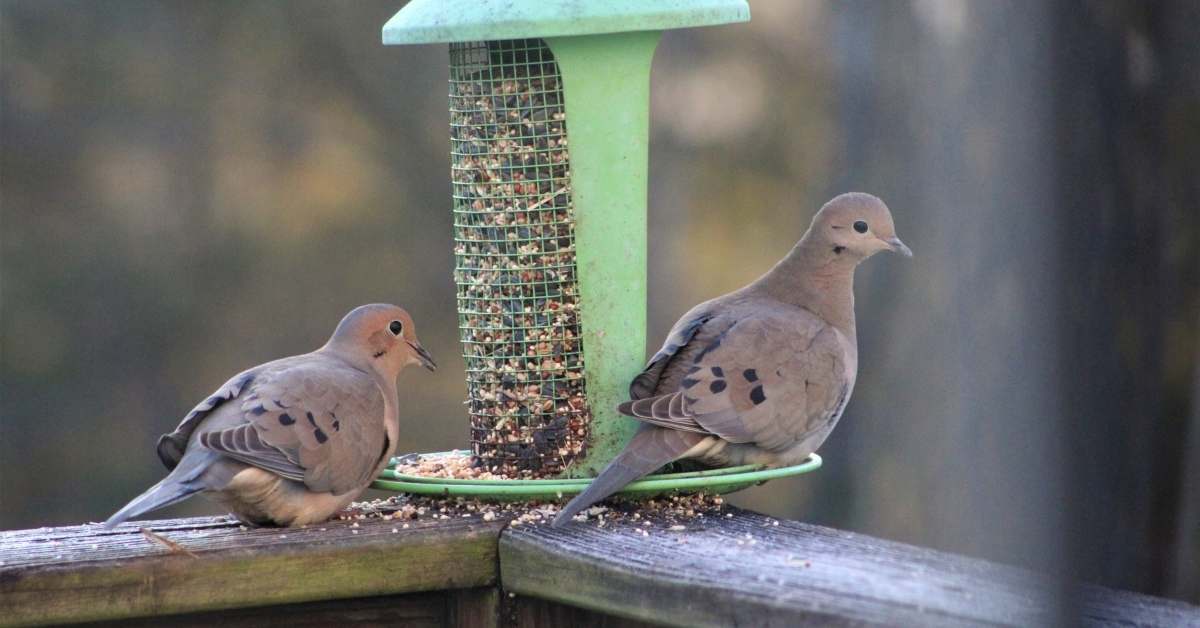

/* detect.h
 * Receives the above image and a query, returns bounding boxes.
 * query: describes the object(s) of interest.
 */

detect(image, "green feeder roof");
[382,0,750,45]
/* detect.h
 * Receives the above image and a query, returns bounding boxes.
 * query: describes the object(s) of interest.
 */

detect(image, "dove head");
[805,192,912,261]
[324,304,437,378]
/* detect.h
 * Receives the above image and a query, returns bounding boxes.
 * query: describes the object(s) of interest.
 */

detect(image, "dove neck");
[319,343,403,445]
[756,237,858,337]
[320,343,399,392]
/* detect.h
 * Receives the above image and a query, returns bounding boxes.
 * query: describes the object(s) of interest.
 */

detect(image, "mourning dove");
[104,304,436,528]
[553,193,911,526]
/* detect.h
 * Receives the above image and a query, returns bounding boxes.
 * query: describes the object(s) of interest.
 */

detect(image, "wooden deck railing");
[2,508,1197,627]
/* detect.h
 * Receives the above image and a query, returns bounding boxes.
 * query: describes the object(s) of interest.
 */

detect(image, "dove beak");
[883,236,913,258]
[407,341,437,371]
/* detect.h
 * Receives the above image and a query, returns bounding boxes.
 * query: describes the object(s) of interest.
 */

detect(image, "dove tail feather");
[103,451,216,529]
[103,476,202,529]
[552,427,702,527]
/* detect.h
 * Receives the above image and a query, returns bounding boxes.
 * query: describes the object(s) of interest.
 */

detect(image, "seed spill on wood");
[449,39,589,477]
[345,492,728,529]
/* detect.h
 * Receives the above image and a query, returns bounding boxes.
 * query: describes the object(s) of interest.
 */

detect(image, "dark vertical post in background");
[1052,0,1200,597]
[1177,347,1200,600]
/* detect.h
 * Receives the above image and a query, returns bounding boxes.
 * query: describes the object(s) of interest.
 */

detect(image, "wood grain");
[500,508,1200,627]
[0,514,507,627]
[506,595,661,628]
[74,591,450,628]
[3,508,1195,627]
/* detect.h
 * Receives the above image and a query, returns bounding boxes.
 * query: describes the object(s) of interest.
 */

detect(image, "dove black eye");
[853,221,869,233]
[388,320,403,336]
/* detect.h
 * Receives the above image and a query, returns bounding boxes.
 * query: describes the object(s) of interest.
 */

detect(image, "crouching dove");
[105,304,436,529]
[553,193,911,526]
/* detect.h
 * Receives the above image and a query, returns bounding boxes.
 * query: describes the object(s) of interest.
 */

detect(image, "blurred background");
[2,0,1197,606]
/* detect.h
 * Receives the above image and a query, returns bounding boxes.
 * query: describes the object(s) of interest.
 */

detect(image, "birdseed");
[345,493,727,529]
[449,39,589,477]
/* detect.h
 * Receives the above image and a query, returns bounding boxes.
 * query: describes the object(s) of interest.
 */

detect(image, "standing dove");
[105,304,437,528]
[553,193,911,526]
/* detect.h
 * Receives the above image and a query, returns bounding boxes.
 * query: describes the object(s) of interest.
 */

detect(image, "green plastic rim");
[370,450,822,500]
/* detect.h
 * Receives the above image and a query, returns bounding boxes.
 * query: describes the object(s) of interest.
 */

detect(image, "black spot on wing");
[250,405,268,416]
[709,380,727,394]
[693,324,733,364]
[278,413,295,426]
[306,411,317,427]
[711,366,724,377]
[685,365,702,375]
[332,420,341,432]
[681,377,700,389]
[694,336,722,363]
[743,368,758,382]
[313,428,328,444]
[749,386,766,405]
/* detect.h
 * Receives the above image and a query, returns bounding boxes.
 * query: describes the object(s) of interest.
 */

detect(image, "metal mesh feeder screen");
[451,39,589,477]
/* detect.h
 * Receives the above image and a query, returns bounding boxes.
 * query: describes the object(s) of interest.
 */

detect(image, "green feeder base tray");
[372,450,822,501]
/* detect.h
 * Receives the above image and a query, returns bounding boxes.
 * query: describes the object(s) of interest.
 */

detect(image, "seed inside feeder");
[450,39,590,477]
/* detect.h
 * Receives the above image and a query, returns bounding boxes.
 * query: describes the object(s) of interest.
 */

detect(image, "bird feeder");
[375,0,824,497]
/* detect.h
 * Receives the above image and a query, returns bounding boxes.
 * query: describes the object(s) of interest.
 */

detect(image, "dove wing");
[198,357,388,495]
[620,306,852,452]
[156,368,260,470]
[629,299,736,400]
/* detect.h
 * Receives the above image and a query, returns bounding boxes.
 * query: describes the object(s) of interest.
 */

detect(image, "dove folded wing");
[619,309,851,454]
[156,369,260,470]
[198,359,387,496]
[629,301,725,400]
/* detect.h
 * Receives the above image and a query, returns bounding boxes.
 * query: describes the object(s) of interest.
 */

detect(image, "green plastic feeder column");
[383,0,749,478]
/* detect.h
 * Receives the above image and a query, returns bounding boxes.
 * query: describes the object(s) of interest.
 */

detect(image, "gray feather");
[552,427,703,527]
[103,450,218,529]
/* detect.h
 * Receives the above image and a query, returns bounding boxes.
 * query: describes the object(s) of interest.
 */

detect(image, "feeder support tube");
[547,31,661,477]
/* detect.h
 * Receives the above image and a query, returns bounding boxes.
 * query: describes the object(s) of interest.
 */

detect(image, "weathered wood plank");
[74,591,453,628]
[0,514,508,627]
[507,594,662,628]
[69,587,500,628]
[448,587,501,628]
[500,509,1200,627]
[4,507,1195,627]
